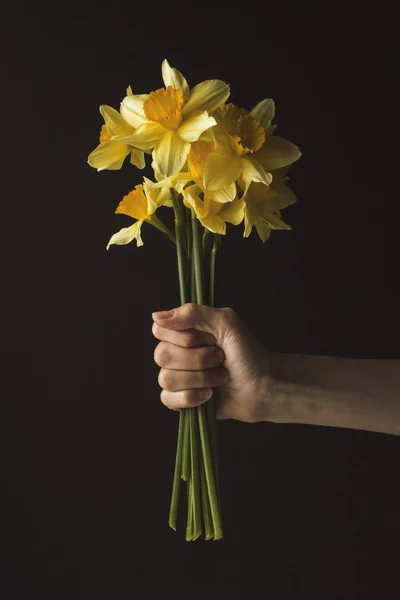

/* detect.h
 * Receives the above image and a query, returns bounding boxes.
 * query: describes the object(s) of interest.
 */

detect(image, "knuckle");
[183,330,198,348]
[160,390,173,408]
[153,341,169,367]
[182,302,199,326]
[157,368,169,389]
[220,306,237,322]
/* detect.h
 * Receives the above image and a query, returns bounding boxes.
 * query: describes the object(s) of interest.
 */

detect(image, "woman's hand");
[152,303,275,423]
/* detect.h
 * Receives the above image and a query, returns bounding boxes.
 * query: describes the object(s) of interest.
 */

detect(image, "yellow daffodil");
[146,139,237,204]
[110,60,230,179]
[106,181,172,249]
[87,88,145,171]
[203,101,301,194]
[241,167,297,242]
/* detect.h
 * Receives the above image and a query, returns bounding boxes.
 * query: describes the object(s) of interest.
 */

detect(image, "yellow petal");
[179,111,216,142]
[244,204,258,238]
[153,131,191,178]
[249,99,275,130]
[221,199,245,225]
[240,156,273,187]
[255,219,272,243]
[258,205,292,230]
[200,214,226,235]
[182,185,207,219]
[99,105,133,136]
[130,148,145,169]
[87,140,129,171]
[206,182,237,203]
[113,121,166,150]
[182,80,230,117]
[120,94,149,128]
[106,220,144,250]
[273,182,297,209]
[161,59,190,101]
[203,151,241,190]
[146,171,192,193]
[256,136,302,171]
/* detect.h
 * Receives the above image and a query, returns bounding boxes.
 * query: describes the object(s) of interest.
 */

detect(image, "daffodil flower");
[110,60,230,179]
[146,139,237,204]
[203,101,301,194]
[106,181,174,249]
[87,89,145,171]
[241,167,297,242]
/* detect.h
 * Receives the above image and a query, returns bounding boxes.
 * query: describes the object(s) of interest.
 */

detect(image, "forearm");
[268,353,400,436]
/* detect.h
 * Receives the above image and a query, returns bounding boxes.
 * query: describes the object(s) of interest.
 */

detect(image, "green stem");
[181,409,190,481]
[168,189,189,533]
[190,408,202,540]
[200,450,214,540]
[191,213,223,540]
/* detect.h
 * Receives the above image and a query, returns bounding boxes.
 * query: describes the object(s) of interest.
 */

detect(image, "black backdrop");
[2,1,400,598]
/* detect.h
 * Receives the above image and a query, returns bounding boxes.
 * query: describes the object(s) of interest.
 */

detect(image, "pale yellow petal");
[146,172,192,192]
[244,204,258,238]
[99,105,133,136]
[200,214,226,235]
[106,220,144,250]
[178,111,216,143]
[255,219,272,243]
[249,99,275,130]
[120,94,149,128]
[258,205,292,230]
[113,121,166,150]
[182,80,230,117]
[240,156,273,187]
[273,182,297,209]
[153,131,191,178]
[256,136,302,171]
[130,148,145,169]
[221,199,245,225]
[182,185,207,218]
[206,182,237,203]
[87,140,129,171]
[203,151,241,190]
[161,59,190,101]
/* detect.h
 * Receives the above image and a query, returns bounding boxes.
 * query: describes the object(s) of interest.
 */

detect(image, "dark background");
[2,1,400,598]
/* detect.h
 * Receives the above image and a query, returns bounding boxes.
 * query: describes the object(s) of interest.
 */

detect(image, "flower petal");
[241,156,273,187]
[249,99,275,130]
[178,111,216,143]
[182,184,207,218]
[146,171,192,194]
[206,182,237,203]
[273,182,297,209]
[161,59,190,101]
[120,94,149,128]
[258,205,292,230]
[153,131,191,178]
[130,147,145,169]
[113,122,166,150]
[256,136,302,171]
[221,199,245,225]
[200,214,226,235]
[203,151,241,190]
[100,105,133,136]
[87,140,129,171]
[255,219,272,243]
[182,80,230,117]
[106,220,144,250]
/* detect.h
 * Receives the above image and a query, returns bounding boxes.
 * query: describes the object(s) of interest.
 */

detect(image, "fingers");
[158,366,229,392]
[152,322,216,348]
[160,388,214,410]
[152,303,238,344]
[154,340,225,370]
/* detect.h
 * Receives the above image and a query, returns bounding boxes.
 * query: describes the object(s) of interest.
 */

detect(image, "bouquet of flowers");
[87,59,301,541]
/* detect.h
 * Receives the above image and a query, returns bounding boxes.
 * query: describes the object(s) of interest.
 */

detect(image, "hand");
[152,303,274,423]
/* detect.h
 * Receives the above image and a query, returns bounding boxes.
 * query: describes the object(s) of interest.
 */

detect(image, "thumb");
[152,303,237,345]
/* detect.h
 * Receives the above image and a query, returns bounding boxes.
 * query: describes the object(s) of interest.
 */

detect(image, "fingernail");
[152,309,174,320]
[199,388,213,400]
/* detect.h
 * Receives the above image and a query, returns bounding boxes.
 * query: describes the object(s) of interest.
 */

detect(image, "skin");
[152,303,400,436]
